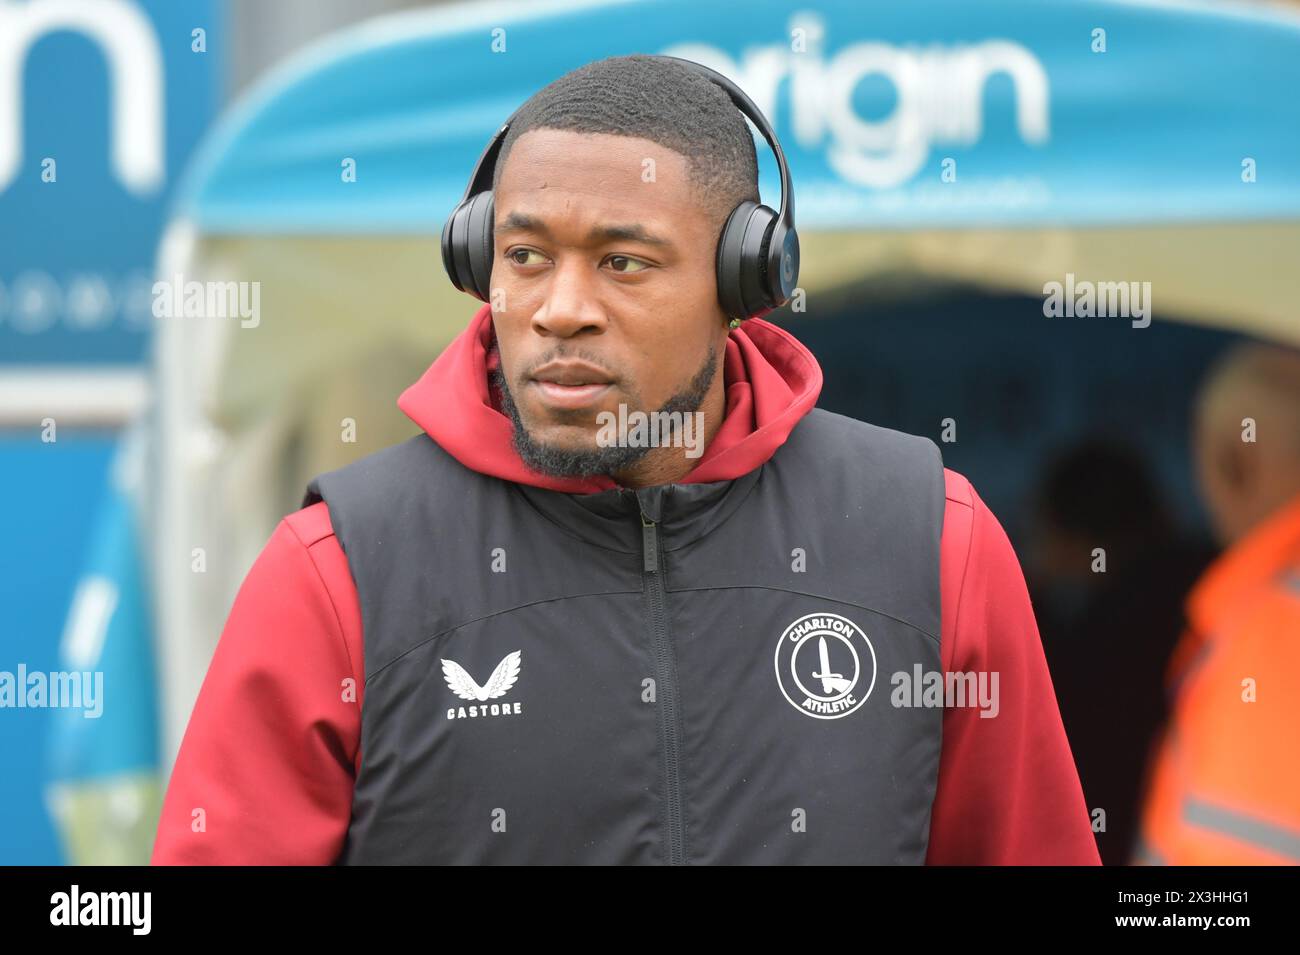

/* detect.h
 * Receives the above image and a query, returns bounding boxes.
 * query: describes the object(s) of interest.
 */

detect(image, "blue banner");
[176,0,1300,234]
[0,0,220,365]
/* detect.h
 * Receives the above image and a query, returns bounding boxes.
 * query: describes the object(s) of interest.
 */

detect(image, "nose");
[530,256,607,339]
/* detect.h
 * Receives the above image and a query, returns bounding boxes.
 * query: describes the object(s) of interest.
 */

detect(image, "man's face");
[489,128,728,478]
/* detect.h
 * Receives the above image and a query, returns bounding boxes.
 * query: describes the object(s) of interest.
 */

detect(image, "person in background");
[1138,342,1300,864]
[1030,439,1215,865]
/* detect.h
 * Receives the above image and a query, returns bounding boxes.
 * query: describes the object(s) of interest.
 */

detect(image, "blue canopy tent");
[149,0,1300,763]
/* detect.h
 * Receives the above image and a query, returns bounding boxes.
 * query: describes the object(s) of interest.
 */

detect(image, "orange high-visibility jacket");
[1138,489,1300,865]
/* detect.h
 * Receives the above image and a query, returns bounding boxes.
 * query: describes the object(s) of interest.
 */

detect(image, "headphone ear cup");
[442,191,496,302]
[766,221,800,307]
[715,199,779,322]
[463,191,496,302]
[440,199,470,295]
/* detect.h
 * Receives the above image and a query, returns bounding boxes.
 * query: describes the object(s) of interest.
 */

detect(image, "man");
[152,54,1098,865]
[1030,440,1216,864]
[1137,342,1300,864]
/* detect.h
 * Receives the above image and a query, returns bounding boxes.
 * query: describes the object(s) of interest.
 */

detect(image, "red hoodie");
[152,303,1100,865]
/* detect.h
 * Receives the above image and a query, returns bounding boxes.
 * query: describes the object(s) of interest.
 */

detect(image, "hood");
[398,302,823,493]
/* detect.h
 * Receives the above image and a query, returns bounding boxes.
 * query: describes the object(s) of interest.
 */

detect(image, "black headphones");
[440,55,799,324]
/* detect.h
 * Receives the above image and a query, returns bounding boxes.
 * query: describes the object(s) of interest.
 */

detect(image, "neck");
[610,376,727,488]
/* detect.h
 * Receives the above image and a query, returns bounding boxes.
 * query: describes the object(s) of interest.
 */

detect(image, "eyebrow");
[497,211,672,248]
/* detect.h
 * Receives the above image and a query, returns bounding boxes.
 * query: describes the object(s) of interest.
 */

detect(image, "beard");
[490,341,719,480]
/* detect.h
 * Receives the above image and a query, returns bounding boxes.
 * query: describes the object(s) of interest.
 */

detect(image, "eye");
[507,248,547,266]
[605,254,651,274]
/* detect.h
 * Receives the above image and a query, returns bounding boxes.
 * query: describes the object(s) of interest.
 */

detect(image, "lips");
[529,361,614,386]
[528,361,615,412]
[530,380,611,410]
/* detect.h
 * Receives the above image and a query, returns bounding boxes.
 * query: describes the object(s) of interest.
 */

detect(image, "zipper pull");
[640,513,659,574]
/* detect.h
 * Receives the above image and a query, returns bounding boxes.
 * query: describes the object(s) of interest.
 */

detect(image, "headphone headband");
[457,57,793,232]
[658,56,795,233]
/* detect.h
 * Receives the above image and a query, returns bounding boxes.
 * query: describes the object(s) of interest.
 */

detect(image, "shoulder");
[279,502,353,605]
[310,433,449,489]
[943,466,974,511]
[937,465,1012,594]
[937,466,1037,672]
[789,409,945,493]
[300,435,456,537]
[276,501,365,680]
[303,433,480,517]
[788,409,974,528]
[798,407,940,457]
[284,499,337,549]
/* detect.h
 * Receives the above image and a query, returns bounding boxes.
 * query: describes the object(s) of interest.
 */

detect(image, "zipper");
[639,499,687,865]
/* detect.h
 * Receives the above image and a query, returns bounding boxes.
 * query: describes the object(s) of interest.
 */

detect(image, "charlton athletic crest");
[774,612,876,719]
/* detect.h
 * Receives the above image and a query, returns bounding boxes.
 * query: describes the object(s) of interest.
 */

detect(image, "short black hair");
[490,54,760,233]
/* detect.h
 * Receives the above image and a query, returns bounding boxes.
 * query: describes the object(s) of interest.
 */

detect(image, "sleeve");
[150,510,363,865]
[925,474,1101,865]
